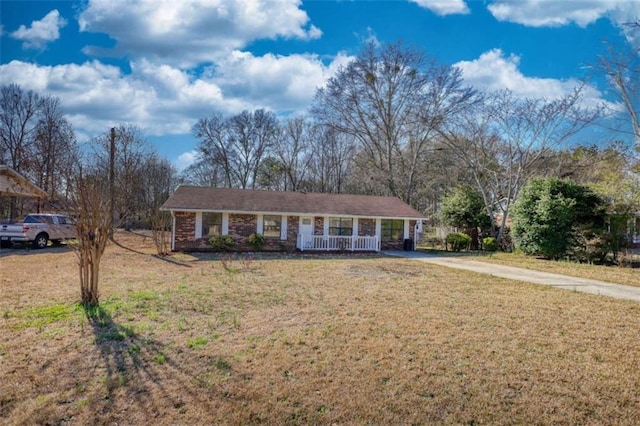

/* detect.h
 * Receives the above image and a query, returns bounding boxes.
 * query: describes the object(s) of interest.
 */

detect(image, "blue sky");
[1,0,638,170]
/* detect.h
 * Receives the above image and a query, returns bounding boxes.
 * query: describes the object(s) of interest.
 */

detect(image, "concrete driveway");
[384,251,640,302]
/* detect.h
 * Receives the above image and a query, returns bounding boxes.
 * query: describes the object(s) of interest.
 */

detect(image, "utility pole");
[109,127,115,238]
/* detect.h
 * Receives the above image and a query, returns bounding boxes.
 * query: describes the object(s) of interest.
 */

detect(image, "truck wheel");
[33,233,49,249]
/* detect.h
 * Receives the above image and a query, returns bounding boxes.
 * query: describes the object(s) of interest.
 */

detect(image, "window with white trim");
[329,217,353,236]
[263,215,282,238]
[202,212,222,237]
[381,219,404,241]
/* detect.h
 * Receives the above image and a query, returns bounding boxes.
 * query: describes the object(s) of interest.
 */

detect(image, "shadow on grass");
[0,242,72,258]
[75,303,213,422]
[110,233,192,268]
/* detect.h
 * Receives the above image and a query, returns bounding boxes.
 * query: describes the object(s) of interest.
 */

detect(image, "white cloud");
[10,9,67,49]
[0,51,350,138]
[454,49,612,109]
[175,150,199,171]
[78,0,322,68]
[410,0,470,15]
[213,50,353,113]
[487,0,639,29]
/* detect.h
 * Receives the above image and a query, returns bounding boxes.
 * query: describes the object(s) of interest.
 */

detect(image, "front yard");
[1,232,640,424]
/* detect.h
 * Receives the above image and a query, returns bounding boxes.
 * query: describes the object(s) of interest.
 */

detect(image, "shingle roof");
[161,186,425,219]
[0,165,47,198]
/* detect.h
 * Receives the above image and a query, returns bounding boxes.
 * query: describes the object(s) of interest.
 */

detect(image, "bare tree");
[91,125,151,228]
[312,41,477,205]
[193,113,235,187]
[180,159,226,187]
[31,96,77,204]
[275,116,315,191]
[306,126,357,193]
[228,109,279,189]
[193,109,279,189]
[69,165,112,307]
[599,19,640,146]
[141,155,176,255]
[0,84,41,172]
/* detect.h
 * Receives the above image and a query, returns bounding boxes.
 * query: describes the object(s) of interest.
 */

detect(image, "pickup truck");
[0,213,76,249]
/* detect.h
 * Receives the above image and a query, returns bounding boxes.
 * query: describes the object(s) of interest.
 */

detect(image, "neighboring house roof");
[0,165,47,198]
[162,186,426,219]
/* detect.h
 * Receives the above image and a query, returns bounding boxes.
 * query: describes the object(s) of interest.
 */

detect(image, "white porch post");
[281,215,288,240]
[257,214,264,234]
[376,218,382,251]
[195,212,203,238]
[404,220,410,240]
[222,213,229,235]
[323,216,329,235]
[352,218,358,251]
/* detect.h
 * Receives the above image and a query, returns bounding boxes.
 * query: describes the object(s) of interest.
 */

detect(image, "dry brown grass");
[468,251,640,287]
[2,231,640,425]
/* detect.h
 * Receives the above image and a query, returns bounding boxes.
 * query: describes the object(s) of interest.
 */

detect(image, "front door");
[299,217,314,249]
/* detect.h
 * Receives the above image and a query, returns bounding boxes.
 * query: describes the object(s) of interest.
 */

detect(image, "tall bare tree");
[275,116,315,191]
[91,125,151,228]
[193,113,235,187]
[0,84,41,172]
[0,85,77,218]
[599,20,639,146]
[312,41,477,205]
[31,96,77,203]
[306,126,356,194]
[193,109,279,189]
[141,155,176,254]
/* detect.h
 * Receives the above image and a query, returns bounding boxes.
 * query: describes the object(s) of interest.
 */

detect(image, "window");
[202,213,222,237]
[329,217,353,236]
[381,219,404,240]
[263,215,281,238]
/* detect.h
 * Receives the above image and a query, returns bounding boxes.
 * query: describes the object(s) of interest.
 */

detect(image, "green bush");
[569,226,613,264]
[483,237,498,252]
[209,235,234,252]
[512,177,606,260]
[247,233,265,251]
[445,233,472,252]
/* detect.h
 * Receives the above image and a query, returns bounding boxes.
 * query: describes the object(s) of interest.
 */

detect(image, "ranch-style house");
[161,186,426,252]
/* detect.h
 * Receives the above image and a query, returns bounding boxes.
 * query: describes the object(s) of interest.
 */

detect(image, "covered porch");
[297,234,379,252]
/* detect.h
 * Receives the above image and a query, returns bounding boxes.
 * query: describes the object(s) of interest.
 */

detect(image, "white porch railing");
[297,234,379,252]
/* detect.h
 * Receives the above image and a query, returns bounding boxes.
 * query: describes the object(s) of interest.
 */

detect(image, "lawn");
[2,232,640,424]
[462,251,640,288]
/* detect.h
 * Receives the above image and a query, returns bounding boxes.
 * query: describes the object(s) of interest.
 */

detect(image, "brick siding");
[172,211,417,252]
